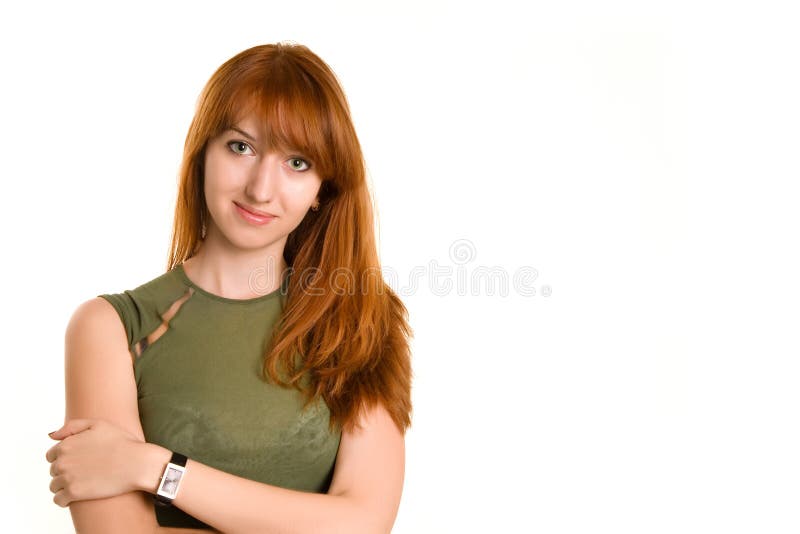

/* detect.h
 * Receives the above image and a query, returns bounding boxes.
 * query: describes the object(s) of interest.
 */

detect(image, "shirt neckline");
[174,263,287,305]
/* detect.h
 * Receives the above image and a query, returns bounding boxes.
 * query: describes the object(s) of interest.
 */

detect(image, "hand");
[45,419,146,507]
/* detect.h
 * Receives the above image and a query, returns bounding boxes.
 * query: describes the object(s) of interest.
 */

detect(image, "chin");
[225,225,282,250]
[225,232,270,250]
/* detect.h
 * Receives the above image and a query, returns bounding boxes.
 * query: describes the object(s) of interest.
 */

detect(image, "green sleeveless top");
[98,264,342,529]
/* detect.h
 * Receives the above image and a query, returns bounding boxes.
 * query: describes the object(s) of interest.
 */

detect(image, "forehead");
[221,91,325,157]
[226,112,266,138]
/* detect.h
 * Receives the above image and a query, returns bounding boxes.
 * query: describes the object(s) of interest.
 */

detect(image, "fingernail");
[48,431,57,437]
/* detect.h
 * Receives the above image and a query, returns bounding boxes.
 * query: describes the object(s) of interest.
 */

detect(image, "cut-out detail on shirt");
[131,287,194,363]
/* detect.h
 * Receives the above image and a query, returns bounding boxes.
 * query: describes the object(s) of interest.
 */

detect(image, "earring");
[311,200,320,212]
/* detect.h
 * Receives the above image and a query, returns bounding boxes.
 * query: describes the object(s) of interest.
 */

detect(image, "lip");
[234,201,275,217]
[234,201,276,225]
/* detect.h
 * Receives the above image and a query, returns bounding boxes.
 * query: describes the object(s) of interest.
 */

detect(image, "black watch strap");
[154,451,188,507]
[169,451,188,467]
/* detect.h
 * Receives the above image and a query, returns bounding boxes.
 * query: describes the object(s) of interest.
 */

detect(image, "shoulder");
[67,297,126,340]
[63,296,149,431]
[65,297,131,370]
[98,266,187,302]
[100,267,187,306]
[63,295,143,429]
[93,267,190,349]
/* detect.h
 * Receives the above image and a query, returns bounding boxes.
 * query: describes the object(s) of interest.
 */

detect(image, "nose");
[244,153,280,203]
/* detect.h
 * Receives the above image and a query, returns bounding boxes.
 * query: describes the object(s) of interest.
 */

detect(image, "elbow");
[344,510,397,534]
[322,499,396,534]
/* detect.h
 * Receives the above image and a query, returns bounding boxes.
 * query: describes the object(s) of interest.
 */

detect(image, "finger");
[53,488,71,508]
[45,443,60,463]
[50,460,58,477]
[49,474,65,495]
[48,424,66,440]
[49,419,95,440]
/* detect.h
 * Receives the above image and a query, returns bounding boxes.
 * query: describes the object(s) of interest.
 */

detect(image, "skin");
[46,112,406,533]
[184,112,323,298]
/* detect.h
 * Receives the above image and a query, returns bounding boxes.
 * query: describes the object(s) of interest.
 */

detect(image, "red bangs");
[223,79,334,179]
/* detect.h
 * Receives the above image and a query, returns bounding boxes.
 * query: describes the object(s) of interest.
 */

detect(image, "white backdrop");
[2,0,799,532]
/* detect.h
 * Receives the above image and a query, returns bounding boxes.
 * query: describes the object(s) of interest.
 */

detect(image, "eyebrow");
[227,126,259,142]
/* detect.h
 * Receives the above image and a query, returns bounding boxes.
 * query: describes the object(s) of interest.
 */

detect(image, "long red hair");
[166,43,412,434]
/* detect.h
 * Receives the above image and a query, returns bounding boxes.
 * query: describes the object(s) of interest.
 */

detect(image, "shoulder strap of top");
[98,267,194,362]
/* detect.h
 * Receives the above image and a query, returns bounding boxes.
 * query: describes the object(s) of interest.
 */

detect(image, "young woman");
[45,42,413,533]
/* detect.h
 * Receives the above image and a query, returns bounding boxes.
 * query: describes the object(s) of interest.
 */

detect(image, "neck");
[183,230,288,300]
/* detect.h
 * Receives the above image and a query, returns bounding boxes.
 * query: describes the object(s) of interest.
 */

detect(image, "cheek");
[283,177,322,204]
[204,161,243,200]
[203,179,223,214]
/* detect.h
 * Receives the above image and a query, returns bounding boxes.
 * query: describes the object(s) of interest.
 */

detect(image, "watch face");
[160,466,183,497]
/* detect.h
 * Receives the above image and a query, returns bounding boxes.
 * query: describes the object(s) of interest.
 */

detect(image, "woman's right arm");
[62,297,216,534]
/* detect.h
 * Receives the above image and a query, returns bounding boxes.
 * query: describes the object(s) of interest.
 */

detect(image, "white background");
[2,0,799,532]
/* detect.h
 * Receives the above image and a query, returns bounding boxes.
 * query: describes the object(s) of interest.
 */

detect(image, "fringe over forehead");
[198,46,352,183]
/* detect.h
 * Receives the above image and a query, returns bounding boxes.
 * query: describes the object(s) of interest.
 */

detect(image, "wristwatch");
[154,451,188,507]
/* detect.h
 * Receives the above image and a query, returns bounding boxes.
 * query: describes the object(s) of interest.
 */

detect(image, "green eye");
[288,157,311,171]
[227,141,252,155]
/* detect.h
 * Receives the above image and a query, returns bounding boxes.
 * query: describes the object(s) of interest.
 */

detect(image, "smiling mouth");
[234,201,277,225]
[234,201,276,218]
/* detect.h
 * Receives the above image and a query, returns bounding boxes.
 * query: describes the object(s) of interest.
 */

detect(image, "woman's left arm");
[49,402,405,534]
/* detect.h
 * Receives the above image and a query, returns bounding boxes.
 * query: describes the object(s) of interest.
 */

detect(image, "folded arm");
[50,297,404,534]
[137,400,404,534]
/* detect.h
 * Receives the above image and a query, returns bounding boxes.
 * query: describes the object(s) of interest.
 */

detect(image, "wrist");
[135,442,172,493]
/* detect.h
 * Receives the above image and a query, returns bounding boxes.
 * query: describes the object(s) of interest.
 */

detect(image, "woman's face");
[202,111,322,254]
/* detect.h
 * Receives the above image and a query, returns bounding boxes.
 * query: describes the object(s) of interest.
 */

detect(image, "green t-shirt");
[99,263,341,529]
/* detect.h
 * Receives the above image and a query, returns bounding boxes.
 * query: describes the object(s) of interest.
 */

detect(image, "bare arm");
[135,400,405,534]
[61,297,216,534]
[56,297,406,533]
